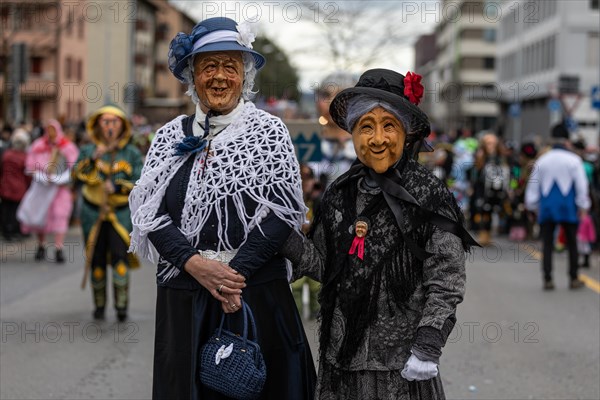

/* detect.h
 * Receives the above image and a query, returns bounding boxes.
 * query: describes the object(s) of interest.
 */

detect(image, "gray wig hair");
[346,97,412,139]
[183,52,257,104]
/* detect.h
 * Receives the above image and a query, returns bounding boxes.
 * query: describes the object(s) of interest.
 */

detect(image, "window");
[484,57,495,70]
[483,28,496,42]
[500,52,516,80]
[22,10,33,30]
[156,23,170,41]
[77,60,82,80]
[136,20,147,31]
[541,39,548,71]
[500,11,516,41]
[78,18,85,39]
[549,35,556,69]
[32,100,41,121]
[65,56,72,79]
[31,57,43,74]
[588,32,599,66]
[591,0,599,10]
[461,29,483,39]
[461,57,482,69]
[1,8,10,28]
[548,1,557,16]
[533,42,540,73]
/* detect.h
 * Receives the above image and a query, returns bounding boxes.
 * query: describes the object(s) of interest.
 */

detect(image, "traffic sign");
[548,99,561,112]
[565,117,578,132]
[286,121,322,163]
[592,85,600,110]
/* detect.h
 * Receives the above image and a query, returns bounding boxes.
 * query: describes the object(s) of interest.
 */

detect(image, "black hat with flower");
[329,69,431,152]
[168,17,266,83]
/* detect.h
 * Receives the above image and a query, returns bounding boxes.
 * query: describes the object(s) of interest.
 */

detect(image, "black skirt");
[153,279,317,400]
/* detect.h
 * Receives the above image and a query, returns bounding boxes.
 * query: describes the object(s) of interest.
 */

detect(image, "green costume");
[73,105,142,319]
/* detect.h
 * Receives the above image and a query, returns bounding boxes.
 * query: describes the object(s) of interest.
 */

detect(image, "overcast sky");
[170,1,439,91]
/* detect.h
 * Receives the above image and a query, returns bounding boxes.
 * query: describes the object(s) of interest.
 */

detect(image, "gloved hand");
[33,171,50,185]
[51,169,72,186]
[401,354,438,381]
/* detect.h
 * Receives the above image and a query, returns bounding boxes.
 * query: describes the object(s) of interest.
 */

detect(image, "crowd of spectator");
[1,118,598,275]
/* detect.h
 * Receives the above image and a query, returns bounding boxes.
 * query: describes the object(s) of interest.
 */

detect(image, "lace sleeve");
[281,222,326,283]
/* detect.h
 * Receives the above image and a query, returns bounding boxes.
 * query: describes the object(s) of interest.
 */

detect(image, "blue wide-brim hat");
[169,17,266,83]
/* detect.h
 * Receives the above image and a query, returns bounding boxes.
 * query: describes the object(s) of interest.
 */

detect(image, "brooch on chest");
[348,217,370,261]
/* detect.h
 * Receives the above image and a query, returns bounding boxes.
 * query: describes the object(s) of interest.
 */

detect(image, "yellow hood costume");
[73,105,143,278]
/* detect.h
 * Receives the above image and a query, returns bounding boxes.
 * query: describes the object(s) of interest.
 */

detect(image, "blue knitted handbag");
[200,302,267,400]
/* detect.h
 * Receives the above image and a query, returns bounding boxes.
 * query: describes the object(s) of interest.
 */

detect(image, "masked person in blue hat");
[129,17,316,399]
[282,69,477,399]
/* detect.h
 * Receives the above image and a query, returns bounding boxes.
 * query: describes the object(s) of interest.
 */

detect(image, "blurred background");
[1,1,599,399]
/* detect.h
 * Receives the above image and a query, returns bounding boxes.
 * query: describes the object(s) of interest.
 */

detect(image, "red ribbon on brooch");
[348,236,365,260]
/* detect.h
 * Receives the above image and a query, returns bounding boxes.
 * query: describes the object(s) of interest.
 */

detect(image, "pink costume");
[23,120,79,234]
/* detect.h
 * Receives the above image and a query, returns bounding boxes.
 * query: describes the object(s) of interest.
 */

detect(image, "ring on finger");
[217,284,224,294]
[231,304,238,309]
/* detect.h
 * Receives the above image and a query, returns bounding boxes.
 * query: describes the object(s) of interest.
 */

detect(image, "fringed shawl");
[312,156,471,366]
[129,102,307,281]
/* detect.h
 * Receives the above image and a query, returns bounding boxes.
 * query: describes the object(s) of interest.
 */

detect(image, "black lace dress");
[284,157,470,400]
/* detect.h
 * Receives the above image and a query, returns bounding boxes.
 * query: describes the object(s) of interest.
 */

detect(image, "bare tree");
[296,1,421,71]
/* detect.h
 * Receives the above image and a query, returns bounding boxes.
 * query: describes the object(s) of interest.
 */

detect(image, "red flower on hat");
[404,72,424,105]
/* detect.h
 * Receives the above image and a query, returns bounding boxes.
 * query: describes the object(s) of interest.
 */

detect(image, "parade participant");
[470,133,510,246]
[292,164,323,319]
[20,120,78,262]
[507,142,537,242]
[0,129,31,241]
[72,105,143,321]
[310,72,358,188]
[128,17,316,399]
[282,69,477,399]
[525,122,590,290]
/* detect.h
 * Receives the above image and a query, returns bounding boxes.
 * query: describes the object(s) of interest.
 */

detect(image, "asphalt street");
[1,228,598,400]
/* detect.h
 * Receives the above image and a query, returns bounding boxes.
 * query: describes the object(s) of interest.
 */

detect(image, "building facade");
[496,0,599,144]
[414,33,439,132]
[1,0,88,125]
[141,0,195,123]
[429,0,499,136]
[1,0,196,127]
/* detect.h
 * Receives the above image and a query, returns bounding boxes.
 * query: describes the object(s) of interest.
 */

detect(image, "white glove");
[401,354,439,381]
[50,169,72,186]
[33,171,49,185]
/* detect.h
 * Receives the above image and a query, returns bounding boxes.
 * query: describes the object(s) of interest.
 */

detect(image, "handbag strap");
[216,301,259,349]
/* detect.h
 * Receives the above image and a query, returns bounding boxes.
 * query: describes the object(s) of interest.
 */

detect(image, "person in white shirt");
[525,122,590,290]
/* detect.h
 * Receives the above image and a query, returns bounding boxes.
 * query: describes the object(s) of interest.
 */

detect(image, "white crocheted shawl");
[129,102,306,280]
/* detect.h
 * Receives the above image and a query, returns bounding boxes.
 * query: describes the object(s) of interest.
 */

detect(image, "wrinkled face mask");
[351,107,406,174]
[193,51,244,115]
[98,113,124,144]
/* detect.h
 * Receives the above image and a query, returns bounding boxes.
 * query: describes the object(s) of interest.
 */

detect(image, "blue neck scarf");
[173,111,211,156]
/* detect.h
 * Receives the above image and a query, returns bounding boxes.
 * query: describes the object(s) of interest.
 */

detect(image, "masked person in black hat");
[282,68,477,399]
[129,17,316,399]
